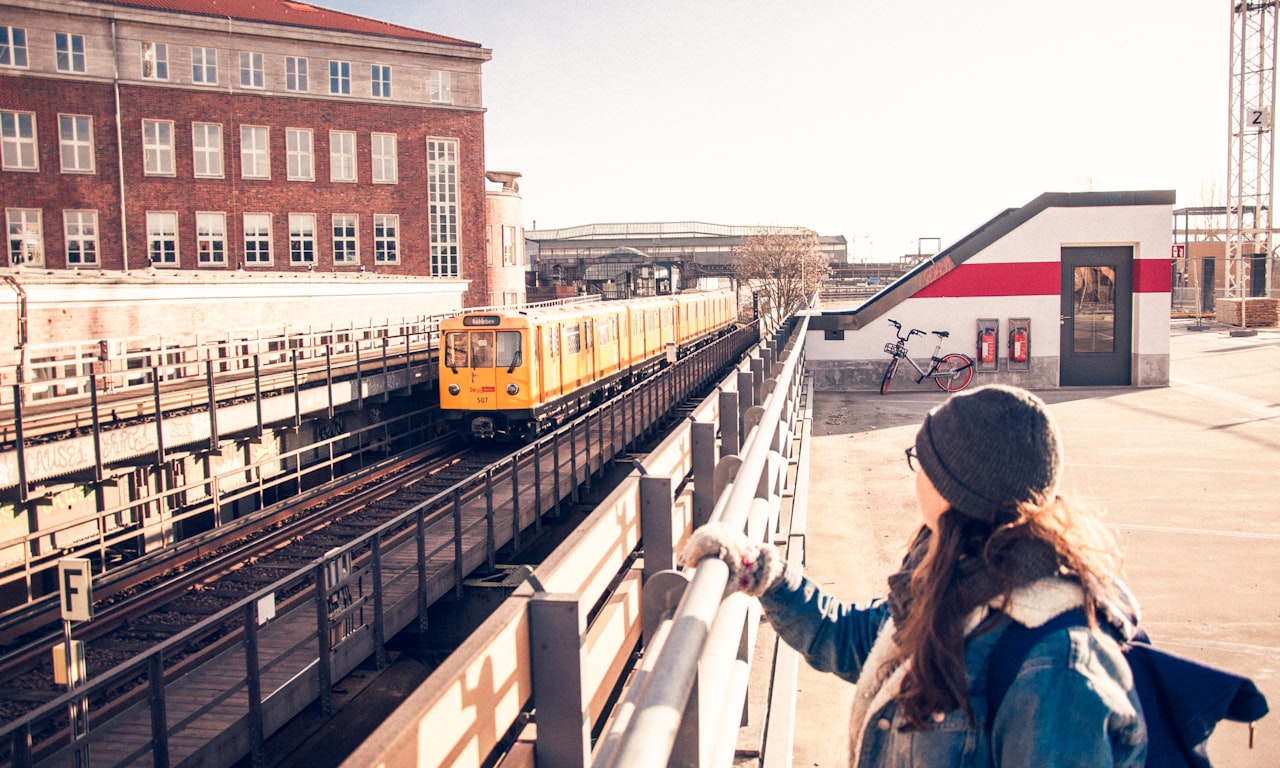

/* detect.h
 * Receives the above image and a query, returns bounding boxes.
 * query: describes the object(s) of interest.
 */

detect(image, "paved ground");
[789,321,1280,767]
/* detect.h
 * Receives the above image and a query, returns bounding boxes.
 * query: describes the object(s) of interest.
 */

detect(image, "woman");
[682,384,1146,767]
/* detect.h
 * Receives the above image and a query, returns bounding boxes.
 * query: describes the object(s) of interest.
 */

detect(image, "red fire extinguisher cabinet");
[1008,318,1031,371]
[976,318,999,372]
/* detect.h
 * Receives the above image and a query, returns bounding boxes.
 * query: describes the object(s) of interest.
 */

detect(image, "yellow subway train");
[440,290,737,439]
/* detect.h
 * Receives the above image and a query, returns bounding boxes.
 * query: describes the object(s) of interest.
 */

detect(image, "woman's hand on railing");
[679,521,782,597]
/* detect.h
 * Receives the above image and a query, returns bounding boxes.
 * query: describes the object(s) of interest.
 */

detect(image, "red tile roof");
[83,0,482,48]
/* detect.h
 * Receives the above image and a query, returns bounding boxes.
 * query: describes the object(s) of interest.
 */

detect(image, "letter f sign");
[59,558,93,622]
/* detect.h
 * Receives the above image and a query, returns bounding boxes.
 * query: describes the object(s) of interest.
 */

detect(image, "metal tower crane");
[1226,0,1279,331]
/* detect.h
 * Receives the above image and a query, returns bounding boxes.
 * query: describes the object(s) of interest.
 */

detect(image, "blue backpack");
[986,609,1269,767]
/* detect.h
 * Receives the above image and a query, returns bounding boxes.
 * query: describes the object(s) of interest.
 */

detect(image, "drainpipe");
[111,21,129,272]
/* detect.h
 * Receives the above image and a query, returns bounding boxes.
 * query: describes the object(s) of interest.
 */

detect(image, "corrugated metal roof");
[83,0,482,48]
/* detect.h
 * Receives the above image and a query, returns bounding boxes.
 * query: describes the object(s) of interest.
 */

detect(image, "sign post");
[58,558,93,766]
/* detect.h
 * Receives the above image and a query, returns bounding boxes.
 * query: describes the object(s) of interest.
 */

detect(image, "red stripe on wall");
[911,259,1171,298]
[1133,258,1172,293]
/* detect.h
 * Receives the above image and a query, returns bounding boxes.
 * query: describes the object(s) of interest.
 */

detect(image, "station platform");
[788,321,1279,767]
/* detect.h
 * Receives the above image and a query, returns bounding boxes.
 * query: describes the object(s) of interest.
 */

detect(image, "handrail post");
[530,593,591,768]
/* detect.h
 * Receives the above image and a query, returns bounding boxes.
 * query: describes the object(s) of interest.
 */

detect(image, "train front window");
[445,332,469,369]
[496,331,522,369]
[470,331,495,368]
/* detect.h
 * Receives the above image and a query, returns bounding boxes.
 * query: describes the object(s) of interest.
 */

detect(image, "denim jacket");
[758,562,1147,767]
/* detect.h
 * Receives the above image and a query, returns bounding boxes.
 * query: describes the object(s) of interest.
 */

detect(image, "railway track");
[0,436,510,726]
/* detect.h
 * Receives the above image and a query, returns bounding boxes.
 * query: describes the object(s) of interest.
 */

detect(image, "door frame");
[1059,247,1133,386]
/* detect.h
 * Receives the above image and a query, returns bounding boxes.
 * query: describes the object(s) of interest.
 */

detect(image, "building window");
[372,65,392,98]
[286,128,314,181]
[240,125,269,179]
[286,56,308,91]
[329,130,356,182]
[239,51,264,89]
[64,210,98,266]
[192,123,223,178]
[374,214,399,264]
[329,60,350,95]
[192,47,217,84]
[429,70,452,104]
[428,138,460,277]
[1,27,27,68]
[1,111,37,171]
[59,115,94,174]
[142,119,175,175]
[5,208,42,266]
[371,133,397,184]
[289,214,316,264]
[333,214,358,264]
[196,212,226,266]
[243,213,271,265]
[147,212,178,265]
[56,33,85,73]
[502,225,519,266]
[141,42,168,80]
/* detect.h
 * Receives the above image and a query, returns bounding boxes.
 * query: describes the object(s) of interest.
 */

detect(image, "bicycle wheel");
[880,358,899,395]
[935,354,975,392]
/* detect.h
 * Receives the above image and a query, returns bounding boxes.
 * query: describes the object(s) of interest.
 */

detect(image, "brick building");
[1,0,495,307]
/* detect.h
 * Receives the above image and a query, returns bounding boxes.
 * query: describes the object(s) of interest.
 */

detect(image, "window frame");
[58,114,94,174]
[64,209,99,266]
[5,208,43,266]
[1,26,28,69]
[142,119,175,176]
[240,125,270,179]
[196,211,227,267]
[371,64,392,98]
[191,46,217,84]
[141,41,168,80]
[373,214,399,264]
[329,130,356,182]
[332,213,358,264]
[286,56,309,91]
[430,70,453,104]
[371,133,397,184]
[286,128,314,181]
[55,33,85,73]
[239,51,265,89]
[329,60,351,95]
[243,212,272,266]
[427,138,460,278]
[289,213,316,265]
[1,110,38,171]
[146,210,179,266]
[192,122,224,178]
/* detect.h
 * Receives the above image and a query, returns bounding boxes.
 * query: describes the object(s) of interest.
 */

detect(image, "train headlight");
[506,383,520,396]
[448,383,460,396]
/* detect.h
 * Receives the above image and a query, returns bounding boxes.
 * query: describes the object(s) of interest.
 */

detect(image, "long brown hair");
[889,495,1123,729]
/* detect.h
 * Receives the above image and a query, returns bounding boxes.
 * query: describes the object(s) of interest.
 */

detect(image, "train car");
[440,290,735,440]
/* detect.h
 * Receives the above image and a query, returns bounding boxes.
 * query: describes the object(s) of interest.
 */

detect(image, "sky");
[321,0,1226,261]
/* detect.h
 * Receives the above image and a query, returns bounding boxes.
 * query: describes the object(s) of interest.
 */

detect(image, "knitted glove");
[679,521,783,597]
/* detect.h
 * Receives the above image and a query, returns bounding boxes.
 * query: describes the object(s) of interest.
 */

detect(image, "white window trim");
[192,123,224,178]
[147,210,179,266]
[196,211,227,267]
[427,137,460,277]
[371,132,397,184]
[332,213,359,264]
[240,125,270,179]
[64,209,99,266]
[286,128,314,181]
[1,26,29,69]
[286,56,309,92]
[192,46,217,85]
[240,51,265,89]
[56,33,85,73]
[289,213,317,264]
[329,60,351,95]
[374,214,399,264]
[372,64,392,99]
[141,41,168,80]
[243,212,273,266]
[2,110,38,171]
[329,130,356,183]
[142,119,175,176]
[430,70,453,104]
[59,114,95,174]
[6,208,43,266]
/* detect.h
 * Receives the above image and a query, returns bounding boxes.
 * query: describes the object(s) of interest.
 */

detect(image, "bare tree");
[733,228,828,328]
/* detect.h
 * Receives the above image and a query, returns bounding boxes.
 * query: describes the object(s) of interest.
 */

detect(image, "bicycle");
[879,318,975,395]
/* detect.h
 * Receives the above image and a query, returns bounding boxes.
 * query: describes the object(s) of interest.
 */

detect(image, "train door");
[542,322,562,401]
[468,331,498,404]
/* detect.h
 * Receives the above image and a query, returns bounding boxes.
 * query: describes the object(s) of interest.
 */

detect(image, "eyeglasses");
[905,447,919,472]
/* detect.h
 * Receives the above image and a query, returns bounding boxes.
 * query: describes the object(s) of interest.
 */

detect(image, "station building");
[808,190,1177,390]
[0,0,522,376]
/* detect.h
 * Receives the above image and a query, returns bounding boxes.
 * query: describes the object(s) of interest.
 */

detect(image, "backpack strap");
[985,608,1089,735]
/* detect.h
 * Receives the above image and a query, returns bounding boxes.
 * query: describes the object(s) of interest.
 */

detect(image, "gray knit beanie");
[913,384,1062,523]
